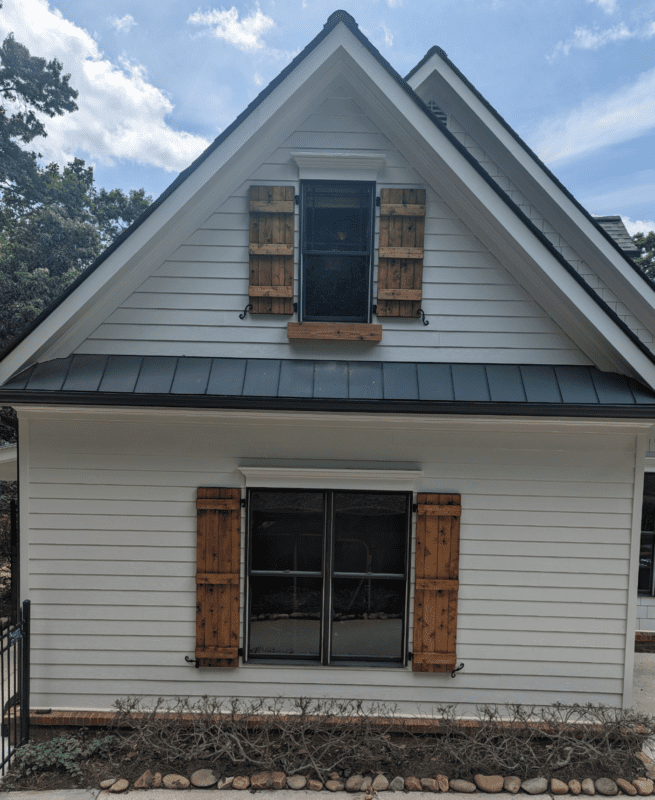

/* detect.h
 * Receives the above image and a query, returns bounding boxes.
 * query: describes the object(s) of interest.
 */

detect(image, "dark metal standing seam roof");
[2,355,655,418]
[1,11,655,377]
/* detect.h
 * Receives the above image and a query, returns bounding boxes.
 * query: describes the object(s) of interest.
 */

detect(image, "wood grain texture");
[249,186,294,314]
[413,492,461,673]
[195,487,241,668]
[287,322,383,341]
[377,188,426,318]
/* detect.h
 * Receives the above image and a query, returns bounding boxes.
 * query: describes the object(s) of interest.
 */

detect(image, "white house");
[1,10,655,715]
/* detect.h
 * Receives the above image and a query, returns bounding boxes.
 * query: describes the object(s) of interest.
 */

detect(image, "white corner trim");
[0,445,17,481]
[291,150,386,181]
[239,466,422,490]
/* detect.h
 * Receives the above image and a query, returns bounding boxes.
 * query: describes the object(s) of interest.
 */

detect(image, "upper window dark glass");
[640,473,655,595]
[300,181,374,323]
[246,488,410,665]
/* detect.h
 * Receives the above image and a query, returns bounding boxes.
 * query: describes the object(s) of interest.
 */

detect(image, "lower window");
[245,489,411,665]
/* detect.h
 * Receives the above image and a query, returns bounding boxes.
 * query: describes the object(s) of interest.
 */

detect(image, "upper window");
[246,488,411,665]
[300,181,375,323]
[640,473,655,595]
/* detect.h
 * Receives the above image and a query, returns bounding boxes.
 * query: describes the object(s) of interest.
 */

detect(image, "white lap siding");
[21,408,636,712]
[75,90,588,366]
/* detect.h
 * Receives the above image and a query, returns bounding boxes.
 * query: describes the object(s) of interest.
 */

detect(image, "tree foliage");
[0,12,151,354]
[633,230,655,281]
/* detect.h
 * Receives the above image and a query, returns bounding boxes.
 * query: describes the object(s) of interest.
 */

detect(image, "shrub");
[10,730,118,784]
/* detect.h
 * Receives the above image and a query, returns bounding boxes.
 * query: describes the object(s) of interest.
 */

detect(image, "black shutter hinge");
[240,498,246,508]
[451,663,465,678]
[372,304,377,315]
[238,647,244,658]
[376,196,381,206]
[295,195,300,205]
[412,503,418,513]
[239,303,253,320]
[185,655,199,668]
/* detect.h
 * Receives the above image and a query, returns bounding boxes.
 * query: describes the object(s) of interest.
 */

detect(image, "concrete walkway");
[634,652,655,716]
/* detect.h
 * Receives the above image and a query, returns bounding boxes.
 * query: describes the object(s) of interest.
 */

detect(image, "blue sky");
[2,0,655,233]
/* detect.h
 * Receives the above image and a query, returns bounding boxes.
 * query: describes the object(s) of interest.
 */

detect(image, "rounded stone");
[595,779,618,796]
[389,777,405,792]
[134,770,154,790]
[326,779,345,792]
[421,778,438,792]
[372,775,390,792]
[218,777,235,790]
[191,769,220,788]
[570,780,582,795]
[633,779,655,796]
[346,775,363,792]
[108,779,129,793]
[405,776,422,791]
[522,778,549,795]
[449,779,476,793]
[307,779,324,791]
[100,779,117,789]
[288,776,307,790]
[504,776,521,794]
[163,775,190,790]
[152,773,163,789]
[582,779,596,795]
[232,776,250,790]
[552,779,569,795]
[361,777,373,791]
[474,774,504,793]
[617,779,637,796]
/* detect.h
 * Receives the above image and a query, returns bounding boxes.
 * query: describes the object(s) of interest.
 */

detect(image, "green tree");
[633,231,655,281]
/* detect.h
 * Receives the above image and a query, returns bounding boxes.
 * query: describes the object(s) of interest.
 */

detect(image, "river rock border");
[99,771,655,795]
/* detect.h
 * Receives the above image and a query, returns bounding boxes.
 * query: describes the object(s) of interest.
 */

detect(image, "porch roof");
[1,355,655,418]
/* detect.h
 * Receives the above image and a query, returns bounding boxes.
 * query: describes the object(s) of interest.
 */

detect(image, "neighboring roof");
[405,46,655,294]
[595,216,640,258]
[0,445,17,482]
[2,355,655,418]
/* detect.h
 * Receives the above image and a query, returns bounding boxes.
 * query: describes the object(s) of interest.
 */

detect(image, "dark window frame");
[640,471,655,596]
[299,180,376,324]
[244,487,412,667]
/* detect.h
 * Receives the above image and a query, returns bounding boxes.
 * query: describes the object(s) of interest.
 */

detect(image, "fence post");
[20,599,30,746]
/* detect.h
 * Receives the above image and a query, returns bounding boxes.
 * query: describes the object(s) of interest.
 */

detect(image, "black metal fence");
[0,599,30,770]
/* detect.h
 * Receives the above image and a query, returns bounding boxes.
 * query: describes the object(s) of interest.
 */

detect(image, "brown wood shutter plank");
[249,186,294,315]
[413,492,460,673]
[377,188,425,318]
[195,487,241,667]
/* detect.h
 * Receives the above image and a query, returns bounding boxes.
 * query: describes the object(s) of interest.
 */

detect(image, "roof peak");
[324,10,358,28]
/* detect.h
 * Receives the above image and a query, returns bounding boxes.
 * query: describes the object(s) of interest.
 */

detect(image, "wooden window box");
[287,322,382,341]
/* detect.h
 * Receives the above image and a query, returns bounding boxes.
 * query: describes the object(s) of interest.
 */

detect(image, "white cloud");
[0,0,210,173]
[550,23,633,58]
[187,7,274,52]
[387,0,403,8]
[622,217,655,236]
[109,14,137,33]
[588,0,618,13]
[381,22,393,46]
[253,72,264,86]
[531,67,655,164]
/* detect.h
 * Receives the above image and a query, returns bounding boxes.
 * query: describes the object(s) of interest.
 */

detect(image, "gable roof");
[405,45,654,294]
[1,11,655,392]
[595,216,640,258]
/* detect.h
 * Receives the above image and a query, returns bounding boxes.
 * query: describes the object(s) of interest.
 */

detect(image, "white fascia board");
[0,445,17,481]
[0,27,362,386]
[13,405,655,435]
[408,55,655,333]
[334,50,655,386]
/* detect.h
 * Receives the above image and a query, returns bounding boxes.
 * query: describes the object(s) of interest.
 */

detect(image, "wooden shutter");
[195,488,241,667]
[412,493,460,672]
[377,188,426,318]
[249,185,294,314]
